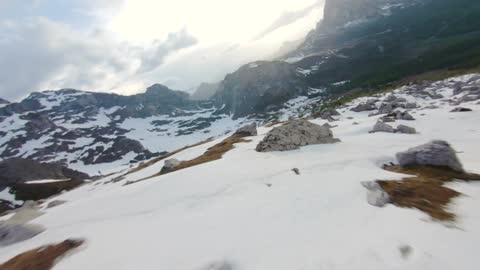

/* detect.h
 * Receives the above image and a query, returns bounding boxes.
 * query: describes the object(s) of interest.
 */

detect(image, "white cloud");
[0,0,325,101]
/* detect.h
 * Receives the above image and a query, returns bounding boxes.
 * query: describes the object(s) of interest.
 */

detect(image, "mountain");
[0,98,9,106]
[190,82,220,101]
[0,85,234,174]
[213,61,308,119]
[2,72,480,269]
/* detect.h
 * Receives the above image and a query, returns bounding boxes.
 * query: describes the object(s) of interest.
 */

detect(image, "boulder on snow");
[396,140,464,172]
[255,120,340,152]
[395,111,415,121]
[369,121,395,133]
[361,181,390,207]
[395,125,417,134]
[46,200,67,209]
[160,158,182,174]
[450,107,472,112]
[233,123,257,137]
[0,224,45,247]
[351,102,376,112]
[317,108,340,121]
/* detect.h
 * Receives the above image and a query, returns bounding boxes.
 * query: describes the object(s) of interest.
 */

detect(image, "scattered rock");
[361,181,390,207]
[317,108,340,121]
[160,158,182,174]
[405,102,418,109]
[369,121,395,133]
[352,122,359,125]
[233,123,257,137]
[399,245,413,259]
[395,125,417,134]
[396,140,464,172]
[395,111,415,121]
[322,123,337,128]
[46,200,67,209]
[351,102,376,112]
[199,260,235,270]
[292,168,300,175]
[450,107,472,112]
[256,120,340,152]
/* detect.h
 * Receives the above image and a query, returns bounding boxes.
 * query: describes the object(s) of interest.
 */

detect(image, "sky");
[0,0,324,101]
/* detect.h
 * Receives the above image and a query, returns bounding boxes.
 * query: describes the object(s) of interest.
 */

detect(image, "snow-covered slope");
[1,74,480,269]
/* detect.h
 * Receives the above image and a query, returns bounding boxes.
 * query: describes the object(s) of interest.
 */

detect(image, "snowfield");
[1,74,480,270]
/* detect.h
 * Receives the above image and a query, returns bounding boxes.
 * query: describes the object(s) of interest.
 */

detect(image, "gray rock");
[450,107,473,112]
[459,95,480,103]
[318,108,340,121]
[233,123,257,137]
[164,159,181,170]
[395,125,417,134]
[46,200,67,209]
[395,111,415,121]
[396,140,464,172]
[199,261,235,270]
[351,102,376,112]
[256,120,340,152]
[369,121,395,133]
[378,103,394,114]
[160,158,182,174]
[361,181,390,207]
[405,102,418,109]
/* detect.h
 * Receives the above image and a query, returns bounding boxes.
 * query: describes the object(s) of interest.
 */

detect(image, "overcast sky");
[0,0,324,101]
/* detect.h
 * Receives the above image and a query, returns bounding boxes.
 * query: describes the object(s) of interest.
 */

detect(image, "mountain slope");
[1,73,480,270]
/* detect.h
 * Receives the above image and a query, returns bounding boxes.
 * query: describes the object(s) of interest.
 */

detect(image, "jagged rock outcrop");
[321,0,381,29]
[214,61,307,118]
[256,120,340,152]
[396,140,464,172]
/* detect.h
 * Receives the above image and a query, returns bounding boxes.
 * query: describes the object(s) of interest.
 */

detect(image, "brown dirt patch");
[124,138,214,176]
[0,239,84,270]
[171,135,251,173]
[377,165,480,221]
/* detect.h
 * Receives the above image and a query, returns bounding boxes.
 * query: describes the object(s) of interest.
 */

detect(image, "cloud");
[252,0,324,41]
[0,17,197,101]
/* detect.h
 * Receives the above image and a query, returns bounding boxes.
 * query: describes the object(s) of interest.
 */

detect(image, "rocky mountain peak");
[322,0,381,28]
[0,98,9,105]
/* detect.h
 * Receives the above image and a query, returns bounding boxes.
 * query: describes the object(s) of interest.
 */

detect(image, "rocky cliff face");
[322,0,381,29]
[190,82,220,101]
[213,61,308,118]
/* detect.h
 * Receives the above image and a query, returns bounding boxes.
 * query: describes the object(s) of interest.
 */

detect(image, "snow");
[0,187,23,205]
[25,179,70,184]
[1,74,480,269]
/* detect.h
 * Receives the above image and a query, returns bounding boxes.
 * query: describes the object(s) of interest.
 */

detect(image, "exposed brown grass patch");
[124,138,213,176]
[0,239,84,270]
[130,135,251,183]
[171,135,251,173]
[377,165,480,221]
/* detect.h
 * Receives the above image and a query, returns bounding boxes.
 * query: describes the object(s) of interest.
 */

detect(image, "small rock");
[233,123,257,137]
[395,125,417,134]
[395,111,415,121]
[396,140,464,172]
[450,107,473,112]
[399,245,413,259]
[361,181,390,207]
[160,158,182,174]
[351,102,376,112]
[369,121,395,133]
[46,200,67,209]
[292,168,300,175]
